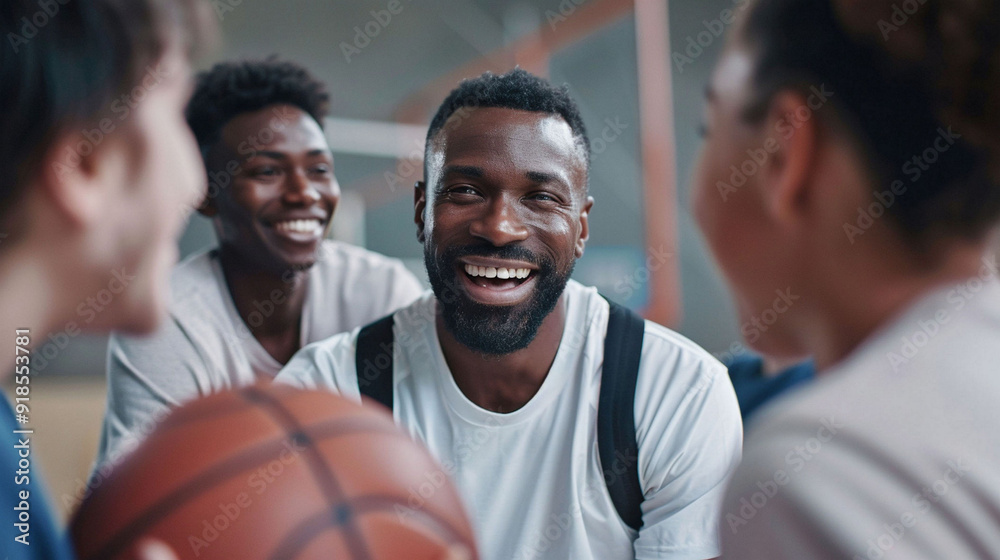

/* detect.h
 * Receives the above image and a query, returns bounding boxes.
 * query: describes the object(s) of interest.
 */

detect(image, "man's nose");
[468,197,529,246]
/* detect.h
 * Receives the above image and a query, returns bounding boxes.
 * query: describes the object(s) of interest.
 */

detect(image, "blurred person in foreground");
[95,59,423,469]
[0,0,212,558]
[692,0,1000,556]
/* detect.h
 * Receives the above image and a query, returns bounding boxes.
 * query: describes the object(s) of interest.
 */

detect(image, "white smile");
[463,264,531,280]
[273,219,322,234]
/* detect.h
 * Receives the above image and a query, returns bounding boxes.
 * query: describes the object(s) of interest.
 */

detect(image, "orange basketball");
[71,384,479,560]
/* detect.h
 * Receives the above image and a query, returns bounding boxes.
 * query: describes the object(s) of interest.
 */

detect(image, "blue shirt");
[725,354,814,421]
[1,394,75,560]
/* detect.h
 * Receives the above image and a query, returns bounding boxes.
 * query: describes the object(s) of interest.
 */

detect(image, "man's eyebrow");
[248,150,287,160]
[306,149,333,157]
[442,165,484,178]
[526,170,569,188]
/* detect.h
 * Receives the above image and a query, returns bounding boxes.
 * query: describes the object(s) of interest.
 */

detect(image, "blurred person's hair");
[0,0,212,229]
[426,68,591,172]
[185,57,331,158]
[739,0,1000,252]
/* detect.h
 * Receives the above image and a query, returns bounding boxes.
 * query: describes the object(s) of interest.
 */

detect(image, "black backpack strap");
[598,297,646,532]
[355,314,395,410]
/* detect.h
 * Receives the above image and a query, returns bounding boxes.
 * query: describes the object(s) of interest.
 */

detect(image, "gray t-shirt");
[721,266,1000,558]
[96,240,424,468]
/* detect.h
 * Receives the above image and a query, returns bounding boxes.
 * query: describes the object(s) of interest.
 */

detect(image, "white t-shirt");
[276,280,743,560]
[721,267,1000,558]
[97,240,424,468]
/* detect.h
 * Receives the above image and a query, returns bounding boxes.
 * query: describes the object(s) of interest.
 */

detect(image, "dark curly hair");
[740,0,1000,250]
[426,68,590,171]
[185,57,330,157]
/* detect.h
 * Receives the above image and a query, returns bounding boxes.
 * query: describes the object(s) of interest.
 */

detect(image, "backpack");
[354,297,646,531]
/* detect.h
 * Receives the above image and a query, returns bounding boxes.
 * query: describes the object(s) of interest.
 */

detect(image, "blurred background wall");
[8,0,749,519]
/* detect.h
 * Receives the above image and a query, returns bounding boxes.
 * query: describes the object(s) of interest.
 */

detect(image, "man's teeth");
[274,219,321,233]
[464,264,531,279]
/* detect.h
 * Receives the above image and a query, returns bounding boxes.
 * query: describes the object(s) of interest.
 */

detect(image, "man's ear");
[575,195,594,258]
[759,90,818,227]
[196,188,218,218]
[37,129,126,229]
[414,181,427,244]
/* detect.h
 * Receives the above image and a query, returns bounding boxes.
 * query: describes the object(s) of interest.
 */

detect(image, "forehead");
[431,107,587,181]
[218,104,329,154]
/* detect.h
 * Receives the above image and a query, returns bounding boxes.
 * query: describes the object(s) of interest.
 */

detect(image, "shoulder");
[636,319,731,405]
[277,329,360,393]
[168,248,219,302]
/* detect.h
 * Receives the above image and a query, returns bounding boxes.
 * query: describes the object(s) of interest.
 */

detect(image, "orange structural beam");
[634,0,681,326]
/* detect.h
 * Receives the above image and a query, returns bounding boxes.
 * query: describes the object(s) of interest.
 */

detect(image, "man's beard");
[424,242,573,356]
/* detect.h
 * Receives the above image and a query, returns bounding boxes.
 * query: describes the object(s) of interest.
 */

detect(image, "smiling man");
[95,59,423,468]
[276,69,742,560]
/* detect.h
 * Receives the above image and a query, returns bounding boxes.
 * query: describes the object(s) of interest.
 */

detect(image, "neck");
[799,242,990,371]
[218,249,309,364]
[0,245,79,379]
[437,296,567,413]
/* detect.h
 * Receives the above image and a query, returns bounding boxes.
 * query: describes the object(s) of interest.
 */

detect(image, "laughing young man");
[276,69,742,560]
[96,59,423,467]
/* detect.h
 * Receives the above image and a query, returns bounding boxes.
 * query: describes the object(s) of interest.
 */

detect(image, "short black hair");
[0,0,211,225]
[186,58,330,157]
[426,68,590,169]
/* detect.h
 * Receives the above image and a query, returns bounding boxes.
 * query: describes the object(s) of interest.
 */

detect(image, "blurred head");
[417,69,593,355]
[186,59,339,275]
[693,0,1000,357]
[0,0,213,333]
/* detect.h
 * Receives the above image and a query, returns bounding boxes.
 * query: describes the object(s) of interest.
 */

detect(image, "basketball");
[70,384,479,560]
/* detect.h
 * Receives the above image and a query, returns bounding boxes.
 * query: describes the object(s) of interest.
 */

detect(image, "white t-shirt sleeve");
[275,330,361,402]
[383,260,426,313]
[632,327,744,560]
[97,325,208,469]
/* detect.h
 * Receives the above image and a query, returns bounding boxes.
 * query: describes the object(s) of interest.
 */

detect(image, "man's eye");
[251,167,279,177]
[528,193,557,202]
[309,165,332,175]
[449,186,478,195]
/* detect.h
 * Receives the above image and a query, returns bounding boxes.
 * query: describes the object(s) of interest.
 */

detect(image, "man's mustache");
[441,243,544,268]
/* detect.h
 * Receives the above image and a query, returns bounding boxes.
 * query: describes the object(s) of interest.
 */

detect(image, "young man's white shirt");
[721,266,1000,558]
[97,240,424,468]
[276,279,743,560]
